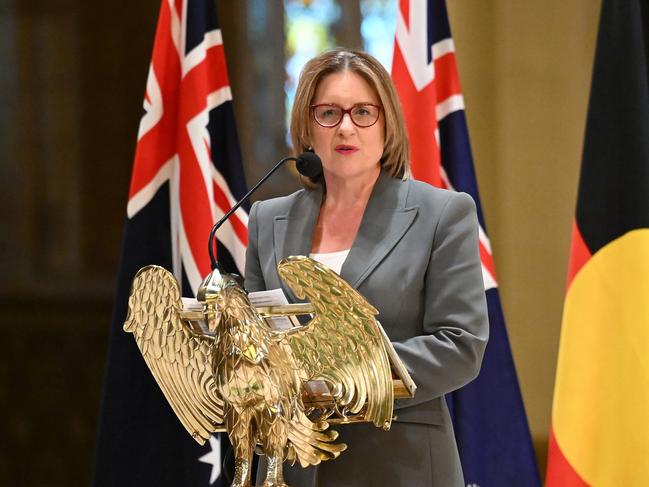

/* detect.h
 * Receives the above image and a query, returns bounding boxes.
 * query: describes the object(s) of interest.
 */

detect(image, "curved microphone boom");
[208,152,322,270]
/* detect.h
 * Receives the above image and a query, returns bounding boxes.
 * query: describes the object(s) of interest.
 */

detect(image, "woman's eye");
[353,106,371,116]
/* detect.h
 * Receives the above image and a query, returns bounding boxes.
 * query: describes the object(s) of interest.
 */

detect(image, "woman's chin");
[323,165,381,183]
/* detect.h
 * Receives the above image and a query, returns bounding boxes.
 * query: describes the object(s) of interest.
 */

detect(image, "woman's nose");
[337,113,356,133]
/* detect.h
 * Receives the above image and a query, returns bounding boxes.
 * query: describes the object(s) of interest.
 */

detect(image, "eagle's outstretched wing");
[123,265,224,444]
[277,256,394,430]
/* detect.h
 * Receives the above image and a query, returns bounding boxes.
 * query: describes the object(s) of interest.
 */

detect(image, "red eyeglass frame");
[310,103,382,128]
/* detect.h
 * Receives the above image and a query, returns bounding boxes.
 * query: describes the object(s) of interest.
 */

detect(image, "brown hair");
[290,48,410,188]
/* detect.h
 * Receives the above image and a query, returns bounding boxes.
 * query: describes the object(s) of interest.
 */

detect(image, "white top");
[309,249,351,275]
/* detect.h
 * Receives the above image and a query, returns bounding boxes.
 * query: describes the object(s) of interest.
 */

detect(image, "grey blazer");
[245,171,489,487]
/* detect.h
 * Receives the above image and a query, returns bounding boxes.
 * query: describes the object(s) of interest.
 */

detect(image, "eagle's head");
[196,268,249,333]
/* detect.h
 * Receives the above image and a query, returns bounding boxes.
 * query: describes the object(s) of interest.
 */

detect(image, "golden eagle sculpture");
[123,256,401,487]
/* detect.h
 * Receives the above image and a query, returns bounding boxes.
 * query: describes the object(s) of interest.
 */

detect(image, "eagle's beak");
[209,304,225,333]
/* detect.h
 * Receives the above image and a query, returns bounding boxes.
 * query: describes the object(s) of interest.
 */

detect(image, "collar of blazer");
[273,170,419,292]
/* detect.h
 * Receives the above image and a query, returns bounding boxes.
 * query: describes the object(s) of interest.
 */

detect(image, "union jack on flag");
[127,0,248,291]
[93,1,245,485]
[392,0,541,484]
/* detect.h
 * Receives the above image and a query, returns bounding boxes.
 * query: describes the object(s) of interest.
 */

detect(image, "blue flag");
[392,0,541,484]
[92,1,248,485]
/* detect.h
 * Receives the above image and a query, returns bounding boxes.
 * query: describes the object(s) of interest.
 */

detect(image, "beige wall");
[447,0,602,469]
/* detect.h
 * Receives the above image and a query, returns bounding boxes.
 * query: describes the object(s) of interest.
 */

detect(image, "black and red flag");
[546,0,649,484]
[93,1,247,485]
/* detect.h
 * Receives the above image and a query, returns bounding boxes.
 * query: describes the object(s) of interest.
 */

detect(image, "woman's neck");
[321,167,380,210]
[310,167,381,253]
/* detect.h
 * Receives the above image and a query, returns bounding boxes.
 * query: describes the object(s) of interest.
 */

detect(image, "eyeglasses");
[311,103,382,128]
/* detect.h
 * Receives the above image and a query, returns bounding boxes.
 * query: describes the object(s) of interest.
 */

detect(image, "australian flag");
[392,1,541,485]
[92,1,247,485]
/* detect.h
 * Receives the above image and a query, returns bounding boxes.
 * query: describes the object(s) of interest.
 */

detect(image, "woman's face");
[309,70,384,183]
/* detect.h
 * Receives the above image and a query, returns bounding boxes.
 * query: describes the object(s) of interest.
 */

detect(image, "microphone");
[208,152,322,270]
[295,151,323,179]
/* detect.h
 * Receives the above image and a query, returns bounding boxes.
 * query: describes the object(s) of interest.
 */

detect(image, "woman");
[245,48,489,487]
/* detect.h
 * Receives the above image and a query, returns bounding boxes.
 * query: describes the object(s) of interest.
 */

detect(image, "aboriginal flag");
[546,0,649,485]
[92,1,247,485]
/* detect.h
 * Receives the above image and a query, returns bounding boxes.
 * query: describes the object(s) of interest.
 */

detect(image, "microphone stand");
[207,156,297,270]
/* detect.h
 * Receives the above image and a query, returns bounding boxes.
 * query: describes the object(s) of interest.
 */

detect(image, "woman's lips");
[334,145,359,155]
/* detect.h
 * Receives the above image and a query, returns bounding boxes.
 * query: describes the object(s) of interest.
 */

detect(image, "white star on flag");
[198,435,222,484]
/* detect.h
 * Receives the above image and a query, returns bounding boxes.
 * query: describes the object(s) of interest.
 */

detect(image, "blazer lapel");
[341,172,418,289]
[271,173,417,295]
[273,187,322,300]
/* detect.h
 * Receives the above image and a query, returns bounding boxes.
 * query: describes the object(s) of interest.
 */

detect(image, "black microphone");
[208,152,322,270]
[295,151,323,179]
